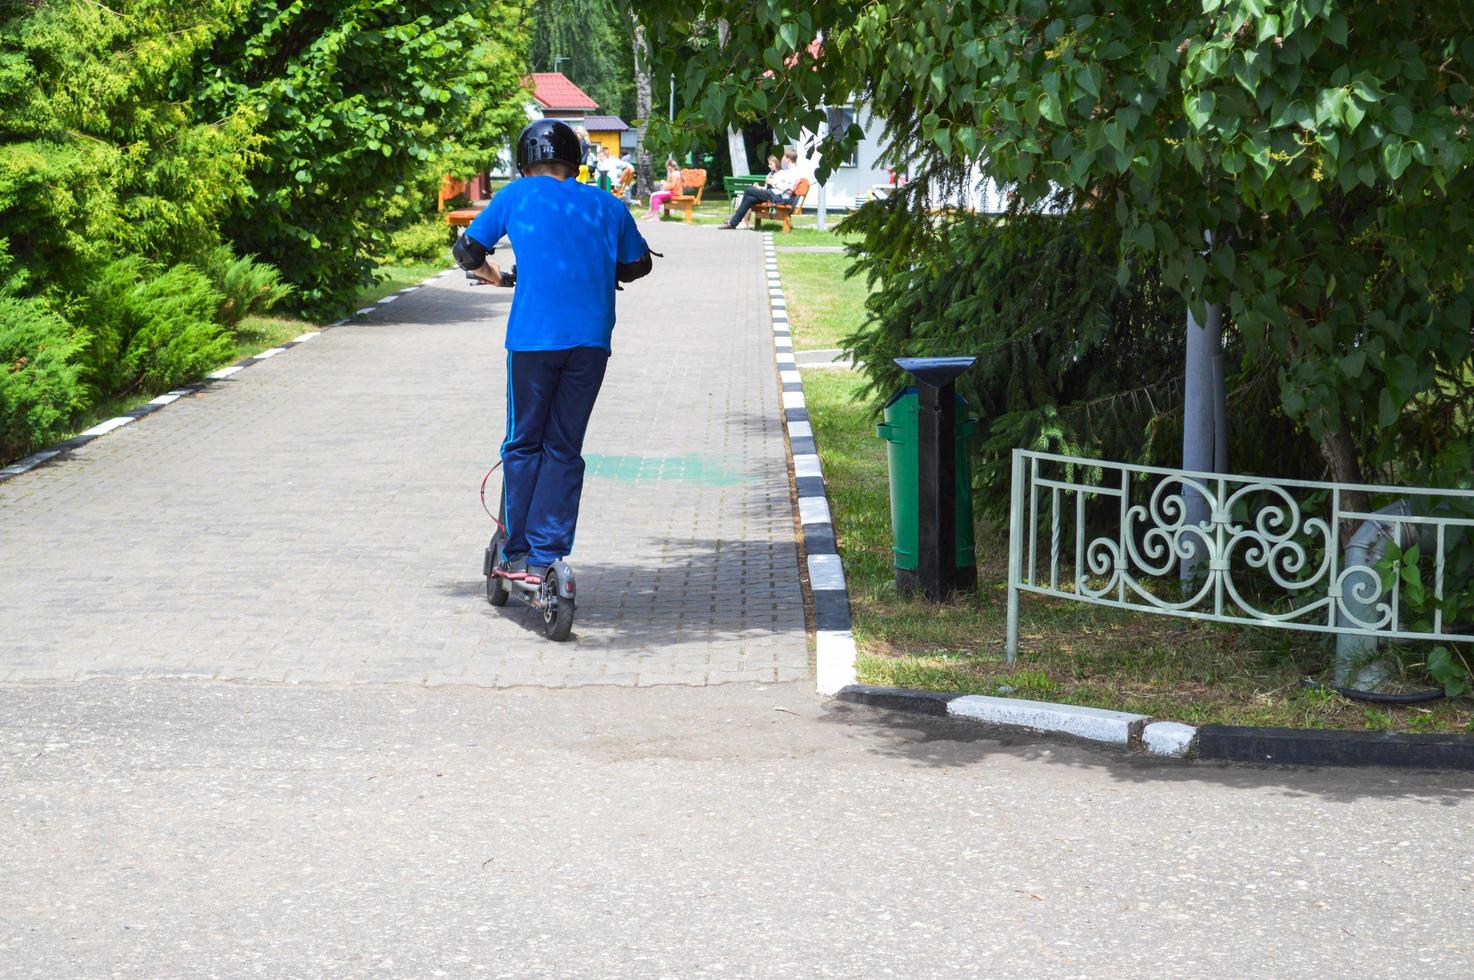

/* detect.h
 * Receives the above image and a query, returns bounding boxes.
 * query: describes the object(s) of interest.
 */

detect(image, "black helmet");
[516,119,581,174]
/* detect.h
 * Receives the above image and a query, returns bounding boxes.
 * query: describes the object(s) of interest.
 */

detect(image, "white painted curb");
[1143,721,1199,758]
[947,694,1150,746]
[765,231,857,695]
[816,630,859,695]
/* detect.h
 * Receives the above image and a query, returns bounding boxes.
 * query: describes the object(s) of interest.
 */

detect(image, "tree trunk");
[716,20,751,176]
[1319,425,1372,517]
[630,12,653,200]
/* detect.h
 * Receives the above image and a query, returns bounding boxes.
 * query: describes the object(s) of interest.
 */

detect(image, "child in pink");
[642,161,684,219]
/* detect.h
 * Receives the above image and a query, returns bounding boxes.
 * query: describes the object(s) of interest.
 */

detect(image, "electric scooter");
[463,230,662,641]
[480,477,576,641]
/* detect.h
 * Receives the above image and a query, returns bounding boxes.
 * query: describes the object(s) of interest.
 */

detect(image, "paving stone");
[0,226,808,690]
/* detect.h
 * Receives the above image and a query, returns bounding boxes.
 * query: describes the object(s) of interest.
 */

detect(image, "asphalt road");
[4,680,1473,978]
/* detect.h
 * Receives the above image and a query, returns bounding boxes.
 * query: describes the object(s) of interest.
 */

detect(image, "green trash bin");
[876,386,979,594]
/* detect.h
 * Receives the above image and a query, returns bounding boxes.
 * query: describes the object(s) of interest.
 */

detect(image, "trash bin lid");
[894,356,976,389]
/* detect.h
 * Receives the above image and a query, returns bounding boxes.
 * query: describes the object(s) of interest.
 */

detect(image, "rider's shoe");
[496,553,529,580]
[524,564,549,586]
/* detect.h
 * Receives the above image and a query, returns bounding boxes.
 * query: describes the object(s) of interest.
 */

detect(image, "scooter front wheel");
[541,568,575,641]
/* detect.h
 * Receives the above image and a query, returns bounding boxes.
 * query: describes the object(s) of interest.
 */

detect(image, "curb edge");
[763,233,858,695]
[837,683,1474,770]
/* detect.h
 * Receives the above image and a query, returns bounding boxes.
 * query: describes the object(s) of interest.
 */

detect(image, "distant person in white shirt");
[594,145,632,192]
[721,148,802,229]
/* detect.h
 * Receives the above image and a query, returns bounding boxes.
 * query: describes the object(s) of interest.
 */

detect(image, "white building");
[797,104,1011,214]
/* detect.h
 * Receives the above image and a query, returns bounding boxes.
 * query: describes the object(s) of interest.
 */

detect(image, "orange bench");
[445,207,484,231]
[612,167,635,199]
[748,178,810,233]
[662,168,707,223]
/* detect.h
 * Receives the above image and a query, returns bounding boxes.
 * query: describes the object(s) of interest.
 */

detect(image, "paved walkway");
[0,223,808,688]
[6,681,1474,977]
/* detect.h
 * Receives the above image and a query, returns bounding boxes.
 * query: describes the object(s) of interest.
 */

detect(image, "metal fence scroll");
[1004,449,1474,662]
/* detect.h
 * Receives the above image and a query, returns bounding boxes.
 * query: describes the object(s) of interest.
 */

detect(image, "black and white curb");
[837,684,1173,752]
[764,232,858,695]
[838,684,1474,769]
[0,271,453,484]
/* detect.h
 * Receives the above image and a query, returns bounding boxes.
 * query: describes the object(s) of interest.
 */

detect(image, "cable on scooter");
[480,461,506,534]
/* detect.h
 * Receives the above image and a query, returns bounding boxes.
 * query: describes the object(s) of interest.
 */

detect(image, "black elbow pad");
[616,247,654,283]
[453,234,489,272]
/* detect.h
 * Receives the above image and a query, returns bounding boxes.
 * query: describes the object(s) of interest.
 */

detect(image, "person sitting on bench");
[720,149,801,230]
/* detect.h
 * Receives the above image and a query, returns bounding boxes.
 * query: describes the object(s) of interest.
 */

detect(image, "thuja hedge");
[0,0,526,461]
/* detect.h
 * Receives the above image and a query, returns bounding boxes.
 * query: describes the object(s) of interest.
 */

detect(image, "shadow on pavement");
[434,528,807,653]
[818,699,1474,805]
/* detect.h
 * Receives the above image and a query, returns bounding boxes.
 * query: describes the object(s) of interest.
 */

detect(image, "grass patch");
[775,252,870,351]
[774,226,863,247]
[358,261,446,306]
[803,369,1474,733]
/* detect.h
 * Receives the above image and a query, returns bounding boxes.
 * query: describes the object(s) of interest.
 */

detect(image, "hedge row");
[0,0,527,462]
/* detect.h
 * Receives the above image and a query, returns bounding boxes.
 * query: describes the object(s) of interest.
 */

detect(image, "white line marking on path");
[207,366,244,380]
[793,454,822,478]
[80,417,134,437]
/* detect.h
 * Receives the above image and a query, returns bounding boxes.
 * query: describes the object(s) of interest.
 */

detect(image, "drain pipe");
[1335,500,1416,687]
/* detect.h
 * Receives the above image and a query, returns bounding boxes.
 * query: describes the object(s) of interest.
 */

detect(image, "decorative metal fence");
[1004,449,1474,661]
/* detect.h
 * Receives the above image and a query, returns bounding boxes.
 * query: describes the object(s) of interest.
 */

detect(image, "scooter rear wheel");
[541,568,575,641]
[486,534,509,607]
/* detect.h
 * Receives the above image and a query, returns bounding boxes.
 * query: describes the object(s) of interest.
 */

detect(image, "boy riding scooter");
[453,119,655,636]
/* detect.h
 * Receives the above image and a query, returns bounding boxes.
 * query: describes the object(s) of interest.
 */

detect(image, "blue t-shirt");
[464,175,648,351]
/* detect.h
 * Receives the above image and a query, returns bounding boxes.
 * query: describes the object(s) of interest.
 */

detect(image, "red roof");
[529,73,598,111]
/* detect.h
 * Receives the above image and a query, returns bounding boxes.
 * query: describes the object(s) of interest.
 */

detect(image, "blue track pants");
[501,346,609,565]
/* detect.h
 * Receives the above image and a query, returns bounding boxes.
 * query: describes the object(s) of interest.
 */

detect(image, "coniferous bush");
[200,247,293,330]
[79,258,233,396]
[0,296,84,460]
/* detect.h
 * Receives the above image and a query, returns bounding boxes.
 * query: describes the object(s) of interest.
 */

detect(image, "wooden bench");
[748,178,810,233]
[611,166,635,199]
[445,206,484,231]
[662,168,707,223]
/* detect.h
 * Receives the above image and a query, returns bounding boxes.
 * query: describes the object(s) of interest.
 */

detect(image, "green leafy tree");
[530,0,634,119]
[195,0,527,317]
[639,0,1474,492]
[438,4,532,180]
